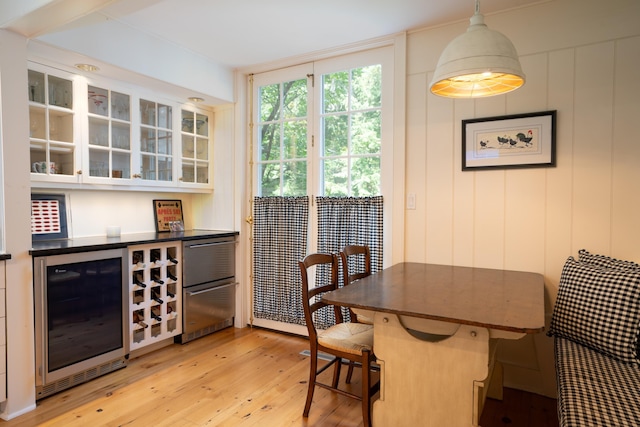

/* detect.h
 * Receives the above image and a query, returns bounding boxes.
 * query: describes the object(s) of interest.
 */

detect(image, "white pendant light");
[430,0,525,98]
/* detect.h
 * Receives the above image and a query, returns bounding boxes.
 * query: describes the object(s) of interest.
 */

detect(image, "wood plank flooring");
[1,327,558,426]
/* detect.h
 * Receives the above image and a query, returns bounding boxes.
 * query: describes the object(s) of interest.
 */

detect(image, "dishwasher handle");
[187,282,238,296]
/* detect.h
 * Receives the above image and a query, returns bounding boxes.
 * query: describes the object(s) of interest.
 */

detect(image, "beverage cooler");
[33,249,129,399]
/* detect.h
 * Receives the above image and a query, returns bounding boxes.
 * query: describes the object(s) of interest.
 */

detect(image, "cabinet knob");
[132,174,142,178]
[76,170,83,175]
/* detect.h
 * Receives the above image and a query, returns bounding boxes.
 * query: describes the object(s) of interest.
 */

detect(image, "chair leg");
[331,356,342,388]
[346,361,355,384]
[361,352,372,427]
[303,350,318,417]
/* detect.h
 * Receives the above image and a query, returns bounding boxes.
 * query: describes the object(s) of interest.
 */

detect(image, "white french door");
[250,46,394,334]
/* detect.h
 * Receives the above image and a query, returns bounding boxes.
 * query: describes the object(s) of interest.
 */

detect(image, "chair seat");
[352,308,374,325]
[318,322,374,355]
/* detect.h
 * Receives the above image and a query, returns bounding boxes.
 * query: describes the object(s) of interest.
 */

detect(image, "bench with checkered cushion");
[548,251,640,426]
[555,337,640,427]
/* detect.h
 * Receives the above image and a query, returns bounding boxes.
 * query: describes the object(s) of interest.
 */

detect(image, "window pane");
[283,120,307,159]
[323,158,348,196]
[196,163,208,184]
[259,123,280,161]
[323,71,349,113]
[260,83,280,122]
[182,160,194,182]
[351,65,382,110]
[323,115,348,156]
[351,157,380,196]
[283,79,308,118]
[260,163,281,196]
[352,111,381,155]
[282,160,306,196]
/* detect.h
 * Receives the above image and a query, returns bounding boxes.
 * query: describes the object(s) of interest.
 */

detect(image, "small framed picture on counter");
[153,199,183,232]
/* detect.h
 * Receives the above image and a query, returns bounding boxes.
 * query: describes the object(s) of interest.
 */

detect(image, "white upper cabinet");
[28,62,213,192]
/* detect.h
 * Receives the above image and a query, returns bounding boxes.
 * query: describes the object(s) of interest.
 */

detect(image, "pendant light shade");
[430,1,525,98]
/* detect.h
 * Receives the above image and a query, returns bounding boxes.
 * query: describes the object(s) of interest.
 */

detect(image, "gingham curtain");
[316,196,383,275]
[315,196,384,325]
[252,196,309,325]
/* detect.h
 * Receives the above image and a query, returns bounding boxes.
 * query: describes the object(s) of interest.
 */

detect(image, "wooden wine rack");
[128,241,182,351]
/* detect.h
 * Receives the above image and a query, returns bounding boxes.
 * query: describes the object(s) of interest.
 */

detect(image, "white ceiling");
[1,0,543,104]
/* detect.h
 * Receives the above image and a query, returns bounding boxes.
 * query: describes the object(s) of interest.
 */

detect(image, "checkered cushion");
[548,257,640,364]
[578,249,640,271]
[555,337,640,427]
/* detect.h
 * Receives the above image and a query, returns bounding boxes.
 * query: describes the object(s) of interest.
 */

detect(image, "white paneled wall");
[405,0,640,397]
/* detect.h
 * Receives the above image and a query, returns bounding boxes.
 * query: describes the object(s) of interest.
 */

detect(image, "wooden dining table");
[322,262,545,427]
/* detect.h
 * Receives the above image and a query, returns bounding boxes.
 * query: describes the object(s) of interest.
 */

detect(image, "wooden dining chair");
[299,253,379,427]
[340,245,373,325]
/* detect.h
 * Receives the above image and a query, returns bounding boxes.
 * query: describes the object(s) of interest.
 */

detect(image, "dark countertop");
[30,229,239,257]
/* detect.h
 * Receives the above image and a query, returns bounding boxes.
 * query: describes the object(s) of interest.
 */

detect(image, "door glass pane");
[320,64,382,196]
[111,91,130,121]
[158,131,171,155]
[141,128,156,153]
[256,77,309,196]
[140,99,156,126]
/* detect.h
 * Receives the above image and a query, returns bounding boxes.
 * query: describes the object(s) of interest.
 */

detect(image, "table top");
[323,262,545,334]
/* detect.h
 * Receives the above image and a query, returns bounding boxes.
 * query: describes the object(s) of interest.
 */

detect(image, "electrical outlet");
[407,193,416,210]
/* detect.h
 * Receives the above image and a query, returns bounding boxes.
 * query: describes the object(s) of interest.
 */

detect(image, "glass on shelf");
[140,99,156,126]
[88,86,109,116]
[158,156,172,182]
[181,109,194,133]
[48,75,72,109]
[111,91,130,121]
[89,149,109,177]
[112,122,130,150]
[140,128,156,153]
[28,70,45,103]
[89,117,109,146]
[196,163,209,184]
[112,151,130,179]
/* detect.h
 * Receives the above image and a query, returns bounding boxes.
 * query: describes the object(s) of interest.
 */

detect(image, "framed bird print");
[462,110,556,171]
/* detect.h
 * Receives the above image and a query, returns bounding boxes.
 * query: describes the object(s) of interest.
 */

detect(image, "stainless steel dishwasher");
[176,236,236,344]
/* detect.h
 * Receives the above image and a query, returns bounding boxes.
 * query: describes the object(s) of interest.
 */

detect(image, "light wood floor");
[1,327,558,426]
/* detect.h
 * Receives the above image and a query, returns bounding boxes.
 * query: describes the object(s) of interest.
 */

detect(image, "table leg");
[372,313,492,427]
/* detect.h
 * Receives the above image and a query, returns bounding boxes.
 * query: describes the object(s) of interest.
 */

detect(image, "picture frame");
[153,199,183,233]
[462,110,556,171]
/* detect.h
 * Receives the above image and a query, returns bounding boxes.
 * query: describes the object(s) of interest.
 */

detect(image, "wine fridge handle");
[186,282,238,296]
[38,258,46,382]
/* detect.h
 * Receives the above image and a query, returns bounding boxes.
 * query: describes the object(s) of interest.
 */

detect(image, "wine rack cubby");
[129,242,182,350]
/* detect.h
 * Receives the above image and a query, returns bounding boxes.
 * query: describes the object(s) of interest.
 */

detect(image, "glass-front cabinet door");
[180,109,210,185]
[28,62,214,192]
[87,86,131,179]
[28,68,77,181]
[140,99,173,182]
